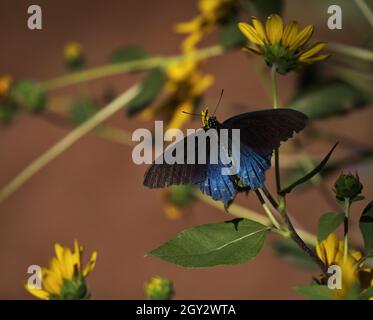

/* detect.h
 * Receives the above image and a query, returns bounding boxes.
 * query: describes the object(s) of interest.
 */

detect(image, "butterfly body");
[144,108,307,207]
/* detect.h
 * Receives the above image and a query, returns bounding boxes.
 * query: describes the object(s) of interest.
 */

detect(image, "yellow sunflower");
[142,57,214,129]
[25,240,97,300]
[239,14,329,74]
[316,233,372,299]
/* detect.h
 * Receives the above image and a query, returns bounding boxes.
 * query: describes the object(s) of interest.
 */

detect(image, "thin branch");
[0,85,140,203]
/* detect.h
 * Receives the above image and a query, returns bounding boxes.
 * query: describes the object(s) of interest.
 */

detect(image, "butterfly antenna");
[182,111,200,117]
[212,89,224,116]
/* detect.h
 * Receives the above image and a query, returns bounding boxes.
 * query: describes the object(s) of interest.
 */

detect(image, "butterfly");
[143,106,307,207]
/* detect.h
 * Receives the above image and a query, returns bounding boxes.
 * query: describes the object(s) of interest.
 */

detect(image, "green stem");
[271,66,281,194]
[344,197,351,259]
[0,85,140,203]
[278,196,327,275]
[42,45,224,91]
[255,190,281,230]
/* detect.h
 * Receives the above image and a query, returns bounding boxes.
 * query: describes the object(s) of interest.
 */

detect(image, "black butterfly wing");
[143,132,207,188]
[222,109,307,158]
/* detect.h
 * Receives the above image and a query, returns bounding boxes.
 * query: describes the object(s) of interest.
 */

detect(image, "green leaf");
[246,0,284,20]
[287,81,372,120]
[147,218,269,268]
[11,80,46,112]
[110,46,149,64]
[272,239,316,269]
[317,212,344,242]
[359,201,373,257]
[219,22,246,49]
[294,285,332,300]
[360,286,373,300]
[283,163,314,192]
[70,98,97,125]
[0,100,18,123]
[279,143,338,196]
[126,68,165,116]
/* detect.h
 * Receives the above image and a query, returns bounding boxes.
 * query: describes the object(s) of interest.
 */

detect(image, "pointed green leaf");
[126,68,164,116]
[110,46,149,64]
[147,219,269,268]
[70,98,97,125]
[280,143,338,196]
[317,212,344,242]
[360,286,373,300]
[359,201,373,257]
[287,81,372,120]
[295,285,332,300]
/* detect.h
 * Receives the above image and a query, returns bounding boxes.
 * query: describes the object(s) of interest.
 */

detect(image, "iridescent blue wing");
[197,160,238,208]
[235,143,271,189]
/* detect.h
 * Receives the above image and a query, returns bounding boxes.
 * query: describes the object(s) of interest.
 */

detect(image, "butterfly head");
[201,108,219,129]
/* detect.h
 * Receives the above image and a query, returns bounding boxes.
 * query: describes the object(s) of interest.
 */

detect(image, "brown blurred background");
[0,0,372,299]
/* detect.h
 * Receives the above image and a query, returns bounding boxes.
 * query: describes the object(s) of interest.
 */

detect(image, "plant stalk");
[0,85,140,203]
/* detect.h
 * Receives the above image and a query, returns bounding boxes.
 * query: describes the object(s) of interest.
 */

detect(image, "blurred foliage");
[126,68,165,116]
[11,80,46,112]
[288,80,372,120]
[70,98,97,126]
[272,239,316,269]
[110,46,150,65]
[243,0,284,20]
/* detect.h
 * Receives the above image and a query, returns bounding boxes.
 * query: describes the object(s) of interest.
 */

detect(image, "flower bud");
[145,276,175,300]
[64,42,85,70]
[334,173,363,199]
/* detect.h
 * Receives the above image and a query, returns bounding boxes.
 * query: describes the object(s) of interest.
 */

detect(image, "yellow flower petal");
[175,16,203,34]
[166,100,193,130]
[25,283,50,300]
[298,42,327,61]
[63,247,74,280]
[251,16,268,43]
[83,251,97,277]
[238,22,264,46]
[316,233,339,266]
[42,270,63,296]
[243,46,263,55]
[289,24,314,50]
[265,14,283,45]
[299,54,330,64]
[191,74,214,96]
[166,59,197,82]
[181,31,203,53]
[281,21,299,47]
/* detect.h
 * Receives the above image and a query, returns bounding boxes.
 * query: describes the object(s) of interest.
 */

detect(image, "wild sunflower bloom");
[238,14,329,74]
[64,42,85,70]
[142,58,214,129]
[316,233,372,299]
[175,0,238,52]
[25,240,97,300]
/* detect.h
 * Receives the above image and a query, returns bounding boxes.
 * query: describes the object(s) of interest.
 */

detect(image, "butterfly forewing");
[143,132,208,188]
[222,109,307,158]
